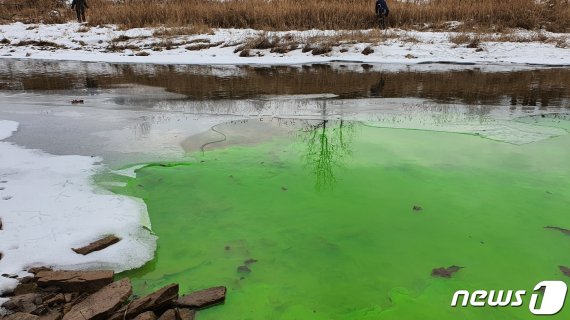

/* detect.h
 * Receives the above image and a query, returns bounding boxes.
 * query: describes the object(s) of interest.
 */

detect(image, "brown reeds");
[1,0,568,32]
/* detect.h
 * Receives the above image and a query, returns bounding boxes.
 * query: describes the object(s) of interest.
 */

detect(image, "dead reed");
[0,0,568,32]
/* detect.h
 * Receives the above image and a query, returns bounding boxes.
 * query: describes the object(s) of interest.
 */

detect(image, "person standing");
[375,0,390,29]
[71,0,89,23]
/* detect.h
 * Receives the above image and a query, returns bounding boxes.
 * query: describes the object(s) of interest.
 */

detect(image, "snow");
[0,119,157,294]
[0,22,568,66]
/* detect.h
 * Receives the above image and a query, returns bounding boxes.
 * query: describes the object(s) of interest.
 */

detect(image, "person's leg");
[81,7,86,22]
[76,8,81,22]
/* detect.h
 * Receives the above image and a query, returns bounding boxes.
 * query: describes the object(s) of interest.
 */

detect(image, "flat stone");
[72,235,121,255]
[157,309,177,320]
[176,286,226,309]
[35,270,114,293]
[133,311,157,320]
[3,312,40,320]
[62,278,132,320]
[176,308,196,320]
[432,265,463,278]
[109,283,178,320]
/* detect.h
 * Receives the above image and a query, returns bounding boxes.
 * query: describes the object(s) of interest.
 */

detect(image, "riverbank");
[0,23,568,65]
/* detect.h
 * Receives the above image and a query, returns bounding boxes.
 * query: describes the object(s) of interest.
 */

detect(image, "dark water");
[0,59,569,108]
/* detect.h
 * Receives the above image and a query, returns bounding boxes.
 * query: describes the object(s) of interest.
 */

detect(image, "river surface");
[1,59,570,319]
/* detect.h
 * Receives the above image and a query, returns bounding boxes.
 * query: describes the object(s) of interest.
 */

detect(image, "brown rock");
[133,311,157,320]
[176,286,226,309]
[62,278,132,320]
[157,309,177,320]
[3,312,40,320]
[2,293,42,313]
[38,310,64,320]
[432,265,463,278]
[28,267,53,274]
[14,283,38,295]
[176,308,196,320]
[72,235,121,255]
[35,270,114,293]
[109,283,179,320]
[43,293,65,307]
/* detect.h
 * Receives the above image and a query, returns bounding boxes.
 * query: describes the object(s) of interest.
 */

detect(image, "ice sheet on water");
[362,107,568,145]
[0,120,157,294]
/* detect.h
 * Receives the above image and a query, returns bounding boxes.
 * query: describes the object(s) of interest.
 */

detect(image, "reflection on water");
[1,59,570,107]
[301,120,355,190]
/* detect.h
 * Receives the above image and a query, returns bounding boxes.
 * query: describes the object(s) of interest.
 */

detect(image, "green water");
[110,120,570,319]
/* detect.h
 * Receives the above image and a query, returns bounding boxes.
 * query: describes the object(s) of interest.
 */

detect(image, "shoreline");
[0,23,568,67]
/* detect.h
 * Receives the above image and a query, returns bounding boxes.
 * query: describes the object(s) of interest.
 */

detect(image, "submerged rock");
[244,258,258,265]
[412,205,423,212]
[176,286,226,309]
[72,235,121,255]
[237,265,251,273]
[545,226,570,235]
[560,266,570,277]
[431,265,463,278]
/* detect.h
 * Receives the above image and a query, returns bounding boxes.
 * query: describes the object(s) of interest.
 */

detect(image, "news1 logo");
[451,281,568,315]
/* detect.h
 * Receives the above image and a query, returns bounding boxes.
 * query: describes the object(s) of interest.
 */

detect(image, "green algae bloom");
[109,119,570,320]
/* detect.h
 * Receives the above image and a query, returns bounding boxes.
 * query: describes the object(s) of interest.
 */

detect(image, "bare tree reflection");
[300,104,355,190]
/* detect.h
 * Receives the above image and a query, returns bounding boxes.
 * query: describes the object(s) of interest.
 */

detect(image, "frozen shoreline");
[0,22,568,66]
[0,119,157,296]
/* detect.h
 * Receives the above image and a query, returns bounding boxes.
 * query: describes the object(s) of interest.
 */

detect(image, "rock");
[2,293,42,313]
[244,258,258,265]
[432,265,463,278]
[412,205,423,212]
[72,235,121,255]
[109,283,179,320]
[14,282,38,295]
[35,270,114,293]
[176,286,226,309]
[560,266,570,277]
[133,311,157,320]
[176,308,196,320]
[62,278,132,320]
[38,310,63,320]
[43,293,65,307]
[3,312,40,320]
[157,309,177,320]
[237,265,251,273]
[28,267,52,275]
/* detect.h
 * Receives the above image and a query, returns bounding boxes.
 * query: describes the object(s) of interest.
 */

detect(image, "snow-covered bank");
[0,22,568,66]
[0,119,156,294]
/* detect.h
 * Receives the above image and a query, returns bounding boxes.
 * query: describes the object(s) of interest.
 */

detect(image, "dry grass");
[1,0,568,32]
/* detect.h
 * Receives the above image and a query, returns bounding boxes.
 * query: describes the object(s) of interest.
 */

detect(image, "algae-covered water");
[106,115,570,320]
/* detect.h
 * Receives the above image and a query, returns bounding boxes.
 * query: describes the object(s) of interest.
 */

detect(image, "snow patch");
[0,119,156,294]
